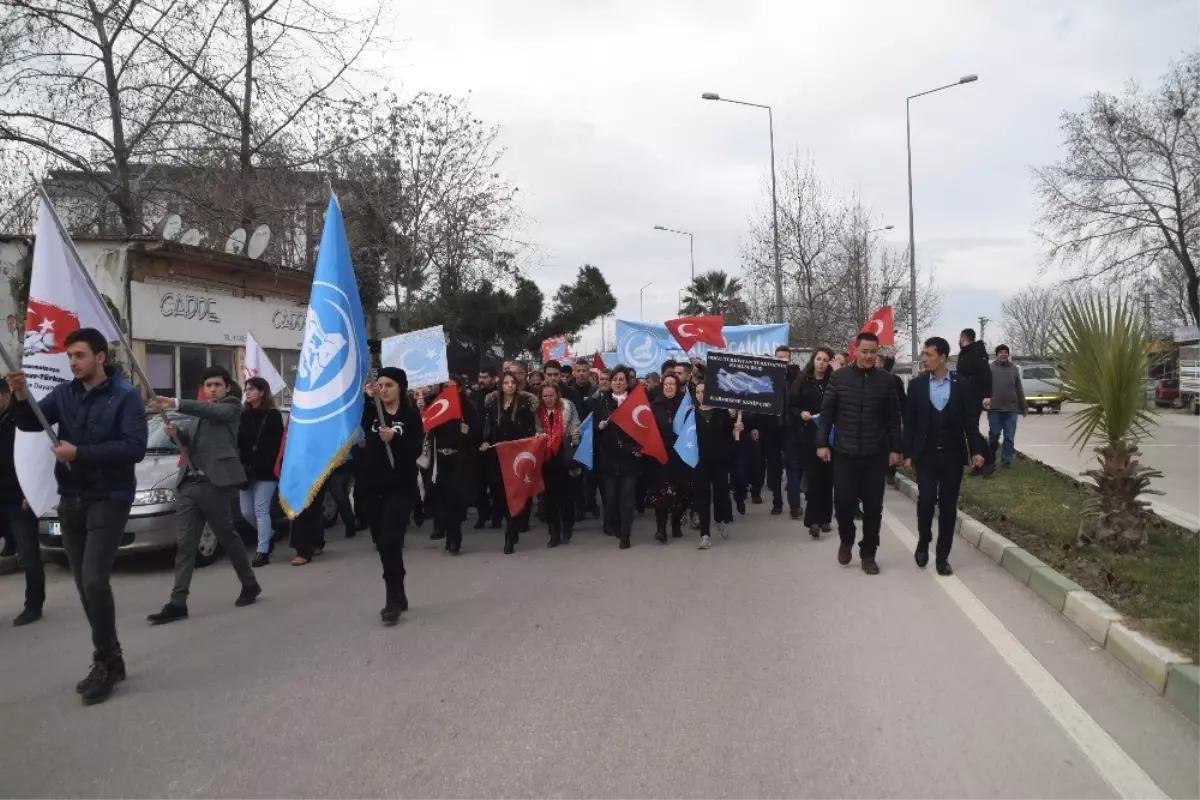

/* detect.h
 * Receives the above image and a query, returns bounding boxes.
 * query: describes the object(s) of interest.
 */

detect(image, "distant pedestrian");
[903,337,986,576]
[816,332,903,575]
[647,374,692,542]
[692,380,734,549]
[790,346,835,537]
[480,372,537,554]
[985,345,1027,470]
[535,381,581,547]
[594,366,644,549]
[956,328,993,476]
[238,377,284,567]
[0,380,44,627]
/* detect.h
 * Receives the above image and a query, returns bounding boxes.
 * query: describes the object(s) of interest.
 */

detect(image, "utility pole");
[978,316,990,344]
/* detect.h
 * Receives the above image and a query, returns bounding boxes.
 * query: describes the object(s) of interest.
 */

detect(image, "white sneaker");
[717,522,729,539]
[698,535,711,550]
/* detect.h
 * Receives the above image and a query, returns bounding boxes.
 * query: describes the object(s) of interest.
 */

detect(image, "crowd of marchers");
[0,325,1028,707]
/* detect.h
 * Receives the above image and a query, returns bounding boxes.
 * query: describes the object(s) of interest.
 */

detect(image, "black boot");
[655,527,667,544]
[503,532,515,555]
[79,649,125,705]
[618,536,631,550]
[547,523,561,548]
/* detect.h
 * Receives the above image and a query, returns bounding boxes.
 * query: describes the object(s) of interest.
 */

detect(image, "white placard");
[380,324,449,388]
[130,281,307,350]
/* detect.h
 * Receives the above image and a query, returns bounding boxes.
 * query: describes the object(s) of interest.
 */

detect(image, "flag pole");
[34,184,193,470]
[0,341,62,449]
[371,392,395,468]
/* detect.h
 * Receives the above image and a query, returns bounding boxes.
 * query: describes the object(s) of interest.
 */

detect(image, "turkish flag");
[861,306,894,346]
[541,336,570,364]
[848,339,858,361]
[422,385,463,432]
[592,352,605,370]
[494,436,546,516]
[609,383,668,464]
[665,315,726,353]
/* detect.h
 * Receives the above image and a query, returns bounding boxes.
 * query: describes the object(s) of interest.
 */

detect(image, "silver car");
[38,411,343,567]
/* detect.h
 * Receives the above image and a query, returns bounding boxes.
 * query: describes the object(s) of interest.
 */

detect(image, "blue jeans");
[781,427,803,510]
[987,411,1019,466]
[239,480,277,554]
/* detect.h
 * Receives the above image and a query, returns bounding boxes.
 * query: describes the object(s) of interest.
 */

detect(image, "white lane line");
[881,508,1167,800]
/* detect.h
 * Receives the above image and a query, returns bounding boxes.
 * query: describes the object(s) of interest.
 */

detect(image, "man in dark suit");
[147,366,261,624]
[903,337,987,576]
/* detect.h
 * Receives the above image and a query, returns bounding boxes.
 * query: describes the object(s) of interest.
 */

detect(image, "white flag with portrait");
[243,330,288,396]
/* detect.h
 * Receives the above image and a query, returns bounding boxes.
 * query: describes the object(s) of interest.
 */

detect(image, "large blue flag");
[279,196,368,518]
[573,412,594,470]
[615,319,789,376]
[672,385,694,437]
[674,398,698,468]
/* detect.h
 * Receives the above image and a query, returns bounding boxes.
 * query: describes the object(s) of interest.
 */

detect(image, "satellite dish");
[246,224,271,259]
[225,228,247,255]
[179,228,202,246]
[161,214,182,240]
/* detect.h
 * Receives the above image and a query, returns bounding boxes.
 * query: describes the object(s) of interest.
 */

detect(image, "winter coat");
[815,365,903,458]
[592,391,643,478]
[0,409,25,503]
[238,407,285,482]
[956,340,993,409]
[359,400,424,493]
[788,374,831,447]
[482,395,537,445]
[695,405,734,477]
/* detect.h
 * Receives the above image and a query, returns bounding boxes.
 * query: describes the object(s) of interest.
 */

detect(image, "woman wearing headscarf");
[420,375,479,555]
[693,380,736,550]
[647,373,693,543]
[480,371,537,554]
[790,347,835,538]
[593,365,643,549]
[238,376,284,566]
[534,381,581,547]
[359,367,424,625]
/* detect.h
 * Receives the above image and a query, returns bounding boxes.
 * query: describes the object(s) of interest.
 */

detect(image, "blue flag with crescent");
[278,196,368,518]
[674,394,698,468]
[573,412,594,470]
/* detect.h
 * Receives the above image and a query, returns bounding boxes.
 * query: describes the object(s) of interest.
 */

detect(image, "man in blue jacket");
[6,327,148,705]
[903,337,986,575]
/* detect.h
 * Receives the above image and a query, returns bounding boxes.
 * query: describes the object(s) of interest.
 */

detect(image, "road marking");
[882,508,1167,800]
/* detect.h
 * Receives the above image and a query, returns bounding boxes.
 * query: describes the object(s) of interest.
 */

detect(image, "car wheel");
[194,524,224,567]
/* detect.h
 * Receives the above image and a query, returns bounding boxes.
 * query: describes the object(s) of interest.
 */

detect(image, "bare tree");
[1034,52,1199,326]
[1001,285,1061,357]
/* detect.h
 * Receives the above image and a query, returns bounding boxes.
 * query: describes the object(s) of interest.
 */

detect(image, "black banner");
[704,351,788,416]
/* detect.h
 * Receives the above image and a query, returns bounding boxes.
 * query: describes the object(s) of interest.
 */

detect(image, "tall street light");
[653,225,695,283]
[906,73,977,361]
[702,92,784,324]
[640,281,653,321]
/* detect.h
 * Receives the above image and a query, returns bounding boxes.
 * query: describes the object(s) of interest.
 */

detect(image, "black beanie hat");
[376,367,408,391]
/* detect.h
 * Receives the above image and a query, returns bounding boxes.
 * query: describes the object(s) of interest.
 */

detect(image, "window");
[263,347,300,407]
[144,343,236,399]
[1023,366,1059,381]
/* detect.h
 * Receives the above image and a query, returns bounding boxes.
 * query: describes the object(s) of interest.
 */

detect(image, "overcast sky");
[382,0,1197,358]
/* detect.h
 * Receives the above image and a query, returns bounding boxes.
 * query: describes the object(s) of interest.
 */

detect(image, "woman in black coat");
[480,372,537,555]
[789,347,835,538]
[692,380,737,549]
[593,366,643,549]
[647,373,693,543]
[238,377,285,566]
[422,375,479,556]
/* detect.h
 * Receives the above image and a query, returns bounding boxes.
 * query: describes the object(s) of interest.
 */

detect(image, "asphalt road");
[1011,403,1200,527]
[1,494,1197,798]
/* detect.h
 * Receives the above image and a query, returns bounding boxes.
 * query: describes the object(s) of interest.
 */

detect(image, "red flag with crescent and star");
[609,383,668,464]
[421,385,463,432]
[860,306,894,347]
[494,436,547,516]
[591,352,605,370]
[665,315,726,353]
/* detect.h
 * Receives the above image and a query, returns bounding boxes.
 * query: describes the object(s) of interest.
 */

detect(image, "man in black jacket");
[6,328,148,705]
[0,380,44,627]
[956,328,993,476]
[816,331,903,574]
[904,337,986,575]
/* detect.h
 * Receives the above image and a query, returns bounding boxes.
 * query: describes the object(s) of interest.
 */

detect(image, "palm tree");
[1051,294,1162,552]
[681,270,748,322]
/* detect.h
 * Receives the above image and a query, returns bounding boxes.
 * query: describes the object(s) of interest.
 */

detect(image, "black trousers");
[975,406,994,467]
[371,491,413,607]
[542,459,575,539]
[1,501,43,612]
[833,453,889,558]
[433,454,464,550]
[764,433,783,505]
[802,446,834,527]
[915,449,964,562]
[326,464,357,533]
[58,497,130,658]
[603,473,637,540]
[290,485,327,559]
[693,469,732,537]
[477,450,502,523]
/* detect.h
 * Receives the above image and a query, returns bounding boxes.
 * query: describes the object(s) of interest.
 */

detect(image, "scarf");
[537,402,565,456]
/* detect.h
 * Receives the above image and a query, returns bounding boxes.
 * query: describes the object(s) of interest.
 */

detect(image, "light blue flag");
[573,412,594,470]
[278,196,368,518]
[380,324,449,388]
[616,319,789,376]
[674,401,698,468]
[673,385,693,437]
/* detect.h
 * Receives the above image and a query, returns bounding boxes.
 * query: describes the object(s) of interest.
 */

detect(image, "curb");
[893,474,1197,725]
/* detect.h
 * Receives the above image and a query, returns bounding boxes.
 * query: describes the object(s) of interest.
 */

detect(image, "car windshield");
[146,414,181,454]
[1024,366,1058,380]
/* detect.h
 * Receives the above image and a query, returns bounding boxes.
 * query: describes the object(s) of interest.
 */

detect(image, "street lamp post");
[640,281,653,321]
[906,74,977,361]
[653,225,695,283]
[702,92,784,324]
